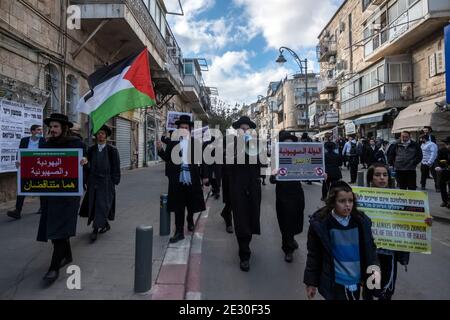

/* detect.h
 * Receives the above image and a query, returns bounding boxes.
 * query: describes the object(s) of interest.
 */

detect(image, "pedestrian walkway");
[0,164,172,299]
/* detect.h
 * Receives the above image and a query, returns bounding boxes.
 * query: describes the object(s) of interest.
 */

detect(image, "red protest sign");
[18,149,83,196]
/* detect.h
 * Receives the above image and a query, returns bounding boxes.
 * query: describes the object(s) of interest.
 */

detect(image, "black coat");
[37,136,87,242]
[303,208,378,300]
[158,138,206,214]
[79,144,121,226]
[269,176,304,236]
[324,150,342,180]
[19,136,45,149]
[225,136,262,237]
[366,146,378,166]
[374,148,388,165]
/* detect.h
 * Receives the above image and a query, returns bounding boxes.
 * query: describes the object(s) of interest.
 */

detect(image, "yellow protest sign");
[353,187,431,254]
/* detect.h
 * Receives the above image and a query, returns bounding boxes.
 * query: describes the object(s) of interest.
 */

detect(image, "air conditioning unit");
[336,59,347,71]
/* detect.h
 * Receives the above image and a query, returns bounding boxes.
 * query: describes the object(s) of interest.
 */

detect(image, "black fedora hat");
[95,124,112,137]
[44,113,73,128]
[279,130,298,142]
[232,116,256,129]
[442,137,450,144]
[175,114,194,127]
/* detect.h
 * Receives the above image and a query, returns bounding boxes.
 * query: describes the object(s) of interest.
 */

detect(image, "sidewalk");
[0,164,175,299]
[341,166,450,223]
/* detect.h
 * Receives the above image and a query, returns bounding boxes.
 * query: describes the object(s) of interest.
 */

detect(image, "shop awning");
[392,97,450,133]
[353,110,392,125]
[313,129,333,139]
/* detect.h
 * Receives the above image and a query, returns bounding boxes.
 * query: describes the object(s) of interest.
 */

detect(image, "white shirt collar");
[98,143,107,152]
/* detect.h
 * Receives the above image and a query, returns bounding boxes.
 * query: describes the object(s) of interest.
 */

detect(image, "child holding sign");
[365,163,432,300]
[303,181,378,300]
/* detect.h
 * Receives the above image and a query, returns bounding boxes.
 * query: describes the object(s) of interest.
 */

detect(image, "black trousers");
[16,196,43,213]
[237,235,252,261]
[174,207,194,233]
[211,178,221,195]
[396,170,417,190]
[420,164,436,188]
[333,283,361,300]
[438,169,450,203]
[174,185,195,233]
[349,163,358,183]
[281,235,296,254]
[50,238,72,271]
[221,202,232,227]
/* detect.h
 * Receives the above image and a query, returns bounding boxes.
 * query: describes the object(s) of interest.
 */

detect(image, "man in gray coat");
[388,131,423,190]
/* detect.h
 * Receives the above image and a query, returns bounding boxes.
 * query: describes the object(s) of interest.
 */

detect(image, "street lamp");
[276,47,309,131]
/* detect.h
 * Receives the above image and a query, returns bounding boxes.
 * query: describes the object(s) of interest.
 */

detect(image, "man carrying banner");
[226,116,262,272]
[36,113,87,285]
[156,115,208,243]
[7,124,45,220]
[270,130,304,263]
[79,125,121,242]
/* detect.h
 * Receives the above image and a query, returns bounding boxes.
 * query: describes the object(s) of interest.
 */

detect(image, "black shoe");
[292,239,299,250]
[35,208,42,215]
[42,270,59,283]
[307,181,312,185]
[226,225,233,234]
[284,252,293,263]
[441,202,448,207]
[214,193,220,199]
[240,260,250,272]
[7,209,21,220]
[90,231,98,242]
[169,232,185,243]
[99,224,111,234]
[421,186,426,191]
[187,223,195,232]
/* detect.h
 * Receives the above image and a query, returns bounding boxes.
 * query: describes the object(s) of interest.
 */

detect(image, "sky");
[165,0,344,108]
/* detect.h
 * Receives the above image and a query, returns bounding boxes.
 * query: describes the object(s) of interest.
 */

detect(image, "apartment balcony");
[72,0,166,63]
[318,78,338,94]
[341,83,413,119]
[316,41,337,63]
[182,75,208,119]
[318,111,339,129]
[364,0,450,62]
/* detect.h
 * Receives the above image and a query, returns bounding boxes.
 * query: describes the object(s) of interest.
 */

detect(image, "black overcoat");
[269,176,305,236]
[37,136,86,242]
[225,136,262,237]
[158,138,206,214]
[79,144,121,226]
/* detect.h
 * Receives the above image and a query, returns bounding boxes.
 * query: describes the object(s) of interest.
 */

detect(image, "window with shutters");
[435,51,445,74]
[44,64,61,117]
[429,54,437,78]
[65,75,79,123]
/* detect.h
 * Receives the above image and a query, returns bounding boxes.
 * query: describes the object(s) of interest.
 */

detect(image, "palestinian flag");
[77,48,156,133]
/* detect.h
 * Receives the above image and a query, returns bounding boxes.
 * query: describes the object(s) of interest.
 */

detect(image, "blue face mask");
[35,134,43,139]
[244,133,252,142]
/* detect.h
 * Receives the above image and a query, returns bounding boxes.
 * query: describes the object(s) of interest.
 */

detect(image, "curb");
[151,191,211,300]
